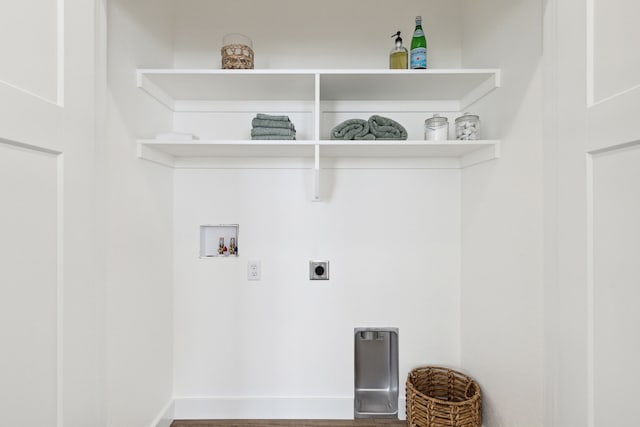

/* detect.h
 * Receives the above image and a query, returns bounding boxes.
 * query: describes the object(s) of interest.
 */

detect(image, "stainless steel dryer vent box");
[354,327,399,419]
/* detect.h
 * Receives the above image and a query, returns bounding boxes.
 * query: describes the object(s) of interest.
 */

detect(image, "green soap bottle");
[389,31,408,69]
[410,16,427,69]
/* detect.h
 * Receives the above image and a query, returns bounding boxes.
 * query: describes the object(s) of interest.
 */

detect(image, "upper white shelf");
[318,69,500,103]
[137,68,501,111]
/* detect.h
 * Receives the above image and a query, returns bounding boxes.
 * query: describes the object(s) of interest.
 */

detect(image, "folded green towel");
[330,119,372,140]
[252,118,296,130]
[251,127,296,137]
[251,135,296,140]
[256,113,291,122]
[368,115,408,140]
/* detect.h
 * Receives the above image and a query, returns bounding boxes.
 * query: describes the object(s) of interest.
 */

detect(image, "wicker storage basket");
[221,43,254,69]
[406,366,482,427]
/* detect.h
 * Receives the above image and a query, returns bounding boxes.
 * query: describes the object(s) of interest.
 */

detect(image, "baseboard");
[399,398,406,420]
[151,398,175,427]
[169,396,406,421]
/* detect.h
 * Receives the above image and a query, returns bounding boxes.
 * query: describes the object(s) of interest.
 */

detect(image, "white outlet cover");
[247,260,261,281]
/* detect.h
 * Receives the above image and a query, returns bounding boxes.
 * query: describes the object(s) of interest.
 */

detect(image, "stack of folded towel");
[331,115,407,140]
[251,113,296,140]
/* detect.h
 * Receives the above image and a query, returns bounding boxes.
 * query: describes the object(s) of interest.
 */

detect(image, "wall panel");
[0,0,61,104]
[591,143,640,427]
[590,0,640,104]
[0,141,60,427]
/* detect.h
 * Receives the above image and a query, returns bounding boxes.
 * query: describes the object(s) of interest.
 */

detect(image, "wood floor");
[171,420,406,427]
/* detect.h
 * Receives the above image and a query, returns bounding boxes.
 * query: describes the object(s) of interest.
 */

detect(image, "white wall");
[460,0,544,426]
[109,0,548,423]
[167,1,468,419]
[105,1,175,425]
[172,0,462,69]
[173,168,461,418]
[166,0,467,418]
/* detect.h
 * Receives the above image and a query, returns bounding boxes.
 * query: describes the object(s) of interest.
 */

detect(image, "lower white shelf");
[137,139,500,169]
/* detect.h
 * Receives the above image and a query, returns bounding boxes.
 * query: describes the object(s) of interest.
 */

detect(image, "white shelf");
[137,139,500,169]
[137,68,501,112]
[136,68,502,200]
[138,139,316,158]
[317,140,498,159]
[319,69,500,105]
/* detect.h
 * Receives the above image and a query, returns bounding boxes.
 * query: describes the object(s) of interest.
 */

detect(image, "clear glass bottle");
[389,31,408,69]
[410,16,427,69]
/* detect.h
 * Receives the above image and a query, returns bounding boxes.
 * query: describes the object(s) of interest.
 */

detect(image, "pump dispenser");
[389,31,408,69]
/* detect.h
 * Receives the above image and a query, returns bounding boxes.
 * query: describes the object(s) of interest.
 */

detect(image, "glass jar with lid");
[424,114,449,141]
[454,113,480,140]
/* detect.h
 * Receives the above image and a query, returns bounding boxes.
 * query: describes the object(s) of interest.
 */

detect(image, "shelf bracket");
[137,141,175,168]
[460,71,501,111]
[459,141,501,168]
[312,144,321,202]
[137,72,176,112]
[312,72,322,202]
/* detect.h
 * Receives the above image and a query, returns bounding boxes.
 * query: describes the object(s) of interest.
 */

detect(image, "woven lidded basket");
[221,33,254,69]
[221,43,254,69]
[406,366,482,427]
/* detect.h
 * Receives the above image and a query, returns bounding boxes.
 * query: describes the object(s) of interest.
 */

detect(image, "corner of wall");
[105,0,175,426]
[151,399,175,427]
[459,0,545,425]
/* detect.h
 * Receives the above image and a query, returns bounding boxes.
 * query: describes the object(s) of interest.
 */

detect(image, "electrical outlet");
[248,260,261,281]
[309,260,329,280]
